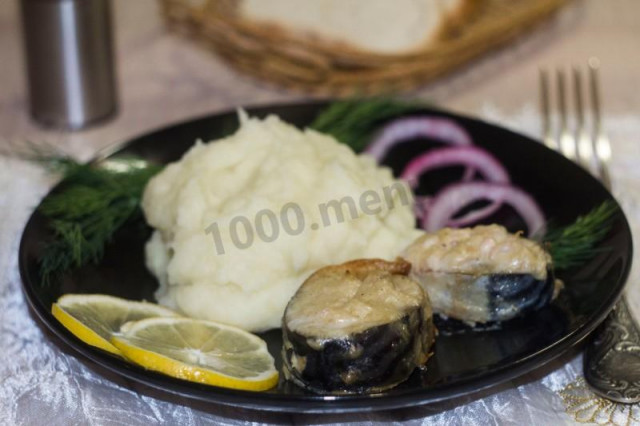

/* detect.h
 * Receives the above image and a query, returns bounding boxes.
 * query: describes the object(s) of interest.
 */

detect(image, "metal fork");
[540,58,611,187]
[540,59,640,404]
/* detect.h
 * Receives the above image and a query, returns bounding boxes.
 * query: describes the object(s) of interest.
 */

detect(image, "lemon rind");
[111,336,279,391]
[52,294,179,356]
[52,303,122,355]
[56,294,179,318]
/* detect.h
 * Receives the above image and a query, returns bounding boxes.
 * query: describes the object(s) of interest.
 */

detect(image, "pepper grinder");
[21,0,117,129]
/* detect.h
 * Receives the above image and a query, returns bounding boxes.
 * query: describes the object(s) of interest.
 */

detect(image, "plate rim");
[18,101,634,413]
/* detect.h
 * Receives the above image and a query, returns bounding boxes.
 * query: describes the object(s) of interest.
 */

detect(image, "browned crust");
[306,258,412,283]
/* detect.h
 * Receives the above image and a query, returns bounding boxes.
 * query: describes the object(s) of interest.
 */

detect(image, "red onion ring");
[422,182,546,237]
[403,146,510,227]
[365,117,474,162]
[401,146,509,188]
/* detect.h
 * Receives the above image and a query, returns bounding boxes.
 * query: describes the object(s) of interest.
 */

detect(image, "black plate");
[19,102,633,413]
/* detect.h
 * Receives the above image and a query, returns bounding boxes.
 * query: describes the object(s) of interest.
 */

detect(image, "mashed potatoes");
[142,112,421,332]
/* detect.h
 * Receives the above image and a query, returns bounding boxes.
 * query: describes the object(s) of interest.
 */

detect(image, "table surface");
[1,0,640,424]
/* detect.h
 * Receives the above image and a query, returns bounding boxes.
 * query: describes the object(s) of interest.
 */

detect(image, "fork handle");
[584,296,640,403]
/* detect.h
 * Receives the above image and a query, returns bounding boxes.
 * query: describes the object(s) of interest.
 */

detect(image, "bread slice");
[238,0,479,55]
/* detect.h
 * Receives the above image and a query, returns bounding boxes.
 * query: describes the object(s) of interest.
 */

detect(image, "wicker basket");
[160,0,570,96]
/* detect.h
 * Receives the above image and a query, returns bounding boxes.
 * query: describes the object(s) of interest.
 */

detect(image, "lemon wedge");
[52,294,179,355]
[111,317,279,391]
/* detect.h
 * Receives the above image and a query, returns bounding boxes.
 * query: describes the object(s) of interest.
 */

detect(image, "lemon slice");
[111,317,279,391]
[52,294,179,355]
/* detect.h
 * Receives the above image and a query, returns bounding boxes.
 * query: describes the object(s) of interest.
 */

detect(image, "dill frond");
[38,156,162,286]
[544,200,619,270]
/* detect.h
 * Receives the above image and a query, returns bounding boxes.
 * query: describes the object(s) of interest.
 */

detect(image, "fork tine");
[557,69,576,161]
[589,58,602,124]
[573,67,594,171]
[539,69,556,150]
[588,58,612,190]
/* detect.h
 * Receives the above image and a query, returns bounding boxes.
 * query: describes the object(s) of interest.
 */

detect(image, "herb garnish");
[37,156,162,286]
[543,200,619,270]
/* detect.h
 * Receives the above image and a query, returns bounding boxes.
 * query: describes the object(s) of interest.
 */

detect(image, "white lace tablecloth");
[1,0,640,424]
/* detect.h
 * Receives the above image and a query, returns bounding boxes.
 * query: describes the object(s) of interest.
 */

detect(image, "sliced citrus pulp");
[111,317,278,391]
[52,294,179,355]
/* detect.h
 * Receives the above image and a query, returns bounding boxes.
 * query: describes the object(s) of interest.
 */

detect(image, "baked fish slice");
[403,225,555,324]
[282,258,435,394]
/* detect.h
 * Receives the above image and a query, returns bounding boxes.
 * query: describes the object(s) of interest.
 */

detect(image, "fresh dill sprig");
[38,156,162,286]
[309,98,427,152]
[543,200,619,270]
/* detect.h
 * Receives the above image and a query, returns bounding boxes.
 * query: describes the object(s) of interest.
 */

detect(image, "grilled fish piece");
[282,258,435,394]
[402,225,555,324]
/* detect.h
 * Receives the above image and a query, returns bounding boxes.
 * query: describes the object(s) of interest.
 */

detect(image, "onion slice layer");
[365,117,473,162]
[422,182,546,237]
